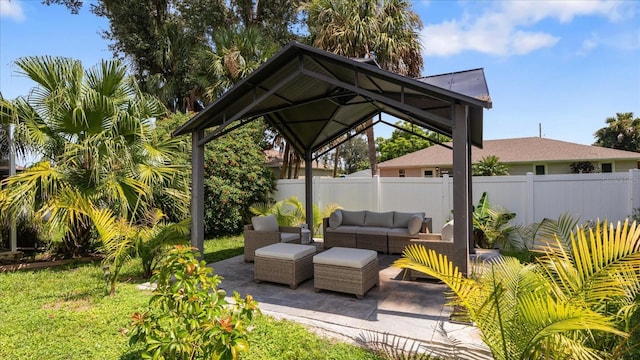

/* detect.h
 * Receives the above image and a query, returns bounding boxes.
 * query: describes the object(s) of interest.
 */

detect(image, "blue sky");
[1,0,639,147]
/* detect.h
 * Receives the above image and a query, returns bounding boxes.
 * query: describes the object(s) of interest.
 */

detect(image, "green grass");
[0,236,384,360]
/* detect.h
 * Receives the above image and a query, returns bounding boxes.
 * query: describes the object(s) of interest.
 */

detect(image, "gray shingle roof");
[378,137,640,168]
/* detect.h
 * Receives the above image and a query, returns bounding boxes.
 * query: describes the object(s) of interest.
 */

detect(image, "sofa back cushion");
[328,210,343,229]
[341,210,366,226]
[251,214,279,232]
[393,211,425,228]
[364,211,393,227]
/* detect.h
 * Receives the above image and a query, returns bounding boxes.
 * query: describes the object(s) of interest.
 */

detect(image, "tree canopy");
[377,121,443,162]
[593,112,640,153]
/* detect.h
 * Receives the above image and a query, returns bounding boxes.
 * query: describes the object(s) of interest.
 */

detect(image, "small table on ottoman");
[313,247,379,299]
[254,243,316,289]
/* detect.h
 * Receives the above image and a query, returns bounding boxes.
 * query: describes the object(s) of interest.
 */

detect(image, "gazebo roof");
[173,41,491,153]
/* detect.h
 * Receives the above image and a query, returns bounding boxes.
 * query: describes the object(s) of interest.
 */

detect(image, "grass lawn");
[0,235,382,360]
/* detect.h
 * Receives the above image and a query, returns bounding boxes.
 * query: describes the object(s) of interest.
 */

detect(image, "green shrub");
[203,121,276,237]
[129,246,260,359]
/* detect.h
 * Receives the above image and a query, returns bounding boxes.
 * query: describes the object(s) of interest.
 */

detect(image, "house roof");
[378,137,640,168]
[264,149,329,170]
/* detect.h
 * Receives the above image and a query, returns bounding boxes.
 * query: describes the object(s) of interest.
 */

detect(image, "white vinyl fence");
[274,169,640,231]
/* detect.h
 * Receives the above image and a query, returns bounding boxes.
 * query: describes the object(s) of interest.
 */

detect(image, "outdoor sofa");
[322,210,432,254]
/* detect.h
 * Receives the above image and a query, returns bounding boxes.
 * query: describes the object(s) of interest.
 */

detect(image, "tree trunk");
[333,146,340,177]
[366,118,377,176]
[281,142,290,179]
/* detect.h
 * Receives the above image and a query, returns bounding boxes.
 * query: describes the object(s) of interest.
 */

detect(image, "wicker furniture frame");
[322,231,356,249]
[388,226,437,255]
[314,256,379,299]
[356,233,388,253]
[254,251,314,289]
[407,237,455,280]
[243,224,301,262]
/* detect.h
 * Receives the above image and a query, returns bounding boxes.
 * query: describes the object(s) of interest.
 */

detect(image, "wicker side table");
[254,243,316,289]
[313,247,379,299]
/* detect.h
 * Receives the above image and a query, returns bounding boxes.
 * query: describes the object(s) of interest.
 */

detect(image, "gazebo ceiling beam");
[301,68,453,130]
[197,69,302,146]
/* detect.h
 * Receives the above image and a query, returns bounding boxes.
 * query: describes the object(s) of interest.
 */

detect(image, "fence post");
[629,169,640,218]
[442,174,451,227]
[373,175,381,211]
[526,172,535,225]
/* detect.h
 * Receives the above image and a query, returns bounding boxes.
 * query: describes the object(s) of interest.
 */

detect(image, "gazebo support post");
[304,150,314,234]
[452,104,472,275]
[191,129,205,257]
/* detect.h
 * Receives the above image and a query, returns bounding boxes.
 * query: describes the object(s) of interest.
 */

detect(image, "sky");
[1,0,639,148]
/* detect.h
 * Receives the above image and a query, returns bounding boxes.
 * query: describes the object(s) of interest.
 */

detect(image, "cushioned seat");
[254,243,316,289]
[313,247,379,299]
[243,214,301,262]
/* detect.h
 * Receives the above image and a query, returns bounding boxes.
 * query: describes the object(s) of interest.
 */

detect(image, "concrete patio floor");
[208,241,493,359]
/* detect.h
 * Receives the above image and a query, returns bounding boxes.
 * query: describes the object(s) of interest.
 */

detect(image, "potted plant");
[472,192,517,251]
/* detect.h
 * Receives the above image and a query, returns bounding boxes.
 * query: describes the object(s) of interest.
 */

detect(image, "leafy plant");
[129,245,261,360]
[472,155,509,176]
[472,192,516,249]
[250,196,342,236]
[91,206,191,295]
[203,121,276,237]
[393,218,640,359]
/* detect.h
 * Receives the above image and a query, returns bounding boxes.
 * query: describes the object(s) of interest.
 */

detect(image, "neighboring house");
[264,149,333,178]
[378,137,640,177]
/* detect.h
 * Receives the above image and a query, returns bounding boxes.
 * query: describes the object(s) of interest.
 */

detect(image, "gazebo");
[173,42,492,274]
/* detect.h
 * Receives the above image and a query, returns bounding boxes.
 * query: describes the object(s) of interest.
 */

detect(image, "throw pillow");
[408,215,423,235]
[441,220,454,241]
[251,214,279,232]
[329,210,342,229]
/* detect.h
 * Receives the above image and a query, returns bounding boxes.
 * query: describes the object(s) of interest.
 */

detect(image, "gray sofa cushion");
[329,210,342,229]
[325,225,361,234]
[364,211,393,228]
[355,227,389,236]
[341,210,366,226]
[387,227,412,238]
[393,211,425,228]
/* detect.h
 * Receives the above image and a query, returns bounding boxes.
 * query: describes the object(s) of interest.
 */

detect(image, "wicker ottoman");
[254,243,316,289]
[313,247,379,299]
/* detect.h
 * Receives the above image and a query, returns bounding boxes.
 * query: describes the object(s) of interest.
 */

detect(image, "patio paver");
[208,240,493,359]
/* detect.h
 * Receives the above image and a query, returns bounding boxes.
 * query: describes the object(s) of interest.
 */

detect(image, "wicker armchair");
[243,221,301,262]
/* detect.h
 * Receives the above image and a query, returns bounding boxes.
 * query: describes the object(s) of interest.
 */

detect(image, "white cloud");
[422,0,631,57]
[579,37,599,55]
[0,0,25,22]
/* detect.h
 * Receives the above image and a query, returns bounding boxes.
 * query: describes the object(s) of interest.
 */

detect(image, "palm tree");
[472,155,509,176]
[394,218,640,359]
[594,112,640,152]
[302,0,423,176]
[0,56,190,256]
[192,26,279,104]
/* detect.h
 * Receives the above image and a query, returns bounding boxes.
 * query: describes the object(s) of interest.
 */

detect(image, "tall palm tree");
[192,25,279,104]
[0,56,190,256]
[303,0,423,176]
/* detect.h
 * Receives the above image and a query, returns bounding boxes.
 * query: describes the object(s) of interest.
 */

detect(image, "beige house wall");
[379,160,640,177]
